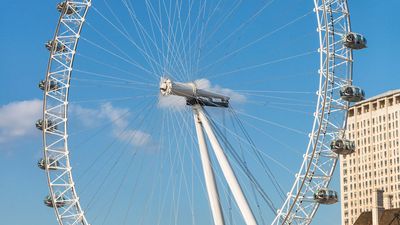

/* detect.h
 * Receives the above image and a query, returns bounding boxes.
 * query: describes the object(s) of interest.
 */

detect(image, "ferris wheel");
[38,0,367,224]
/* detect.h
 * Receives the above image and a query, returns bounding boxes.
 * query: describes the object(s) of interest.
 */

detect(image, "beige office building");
[340,90,400,225]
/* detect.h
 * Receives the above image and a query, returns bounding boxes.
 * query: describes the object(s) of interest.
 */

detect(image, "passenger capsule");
[314,188,338,205]
[36,119,57,131]
[330,139,355,155]
[38,80,59,91]
[36,119,44,130]
[57,2,77,15]
[38,158,59,170]
[44,194,66,208]
[340,86,365,102]
[45,40,67,53]
[342,32,367,50]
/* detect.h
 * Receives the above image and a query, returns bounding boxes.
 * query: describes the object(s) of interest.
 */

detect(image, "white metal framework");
[273,0,354,224]
[40,0,359,224]
[42,1,91,225]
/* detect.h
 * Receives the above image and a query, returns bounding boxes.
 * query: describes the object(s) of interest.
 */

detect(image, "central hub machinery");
[159,78,230,107]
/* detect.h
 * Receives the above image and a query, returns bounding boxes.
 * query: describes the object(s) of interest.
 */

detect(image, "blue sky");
[1,1,399,225]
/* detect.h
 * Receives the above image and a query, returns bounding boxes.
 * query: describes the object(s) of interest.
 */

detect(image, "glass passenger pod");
[57,2,77,15]
[45,40,67,53]
[314,188,338,205]
[343,32,367,50]
[44,194,66,208]
[36,119,57,131]
[340,86,365,102]
[38,80,59,91]
[38,158,59,170]
[330,139,355,155]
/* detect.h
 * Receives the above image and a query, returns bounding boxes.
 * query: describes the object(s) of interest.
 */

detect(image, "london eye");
[38,0,367,224]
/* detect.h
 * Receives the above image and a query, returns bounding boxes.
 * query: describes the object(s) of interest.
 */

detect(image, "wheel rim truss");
[272,0,353,224]
[42,1,91,225]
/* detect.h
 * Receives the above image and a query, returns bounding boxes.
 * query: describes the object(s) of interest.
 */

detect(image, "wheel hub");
[159,78,230,107]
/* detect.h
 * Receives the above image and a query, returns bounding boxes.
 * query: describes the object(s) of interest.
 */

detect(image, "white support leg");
[193,106,225,225]
[196,106,257,225]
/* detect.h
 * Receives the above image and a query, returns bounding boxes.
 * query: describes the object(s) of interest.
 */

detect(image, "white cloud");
[158,78,246,110]
[99,102,130,129]
[0,99,42,144]
[194,79,247,103]
[116,129,151,146]
[69,105,100,127]
[0,99,153,149]
[72,102,153,148]
[157,95,187,111]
